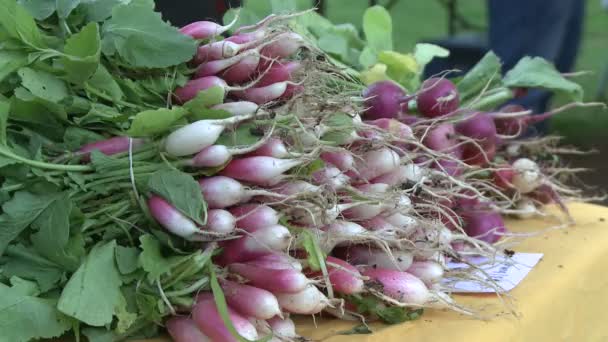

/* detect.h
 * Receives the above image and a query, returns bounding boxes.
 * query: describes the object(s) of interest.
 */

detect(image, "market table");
[141,202,608,342]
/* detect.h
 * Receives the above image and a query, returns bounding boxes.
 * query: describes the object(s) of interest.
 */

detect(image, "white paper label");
[445,253,543,293]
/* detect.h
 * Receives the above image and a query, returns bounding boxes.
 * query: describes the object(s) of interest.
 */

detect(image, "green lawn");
[292,0,608,146]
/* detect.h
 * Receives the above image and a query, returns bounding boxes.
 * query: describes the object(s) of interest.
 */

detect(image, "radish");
[260,32,305,59]
[275,285,328,314]
[514,198,537,219]
[511,158,542,193]
[219,156,305,185]
[273,181,321,196]
[344,245,414,271]
[164,116,252,157]
[359,216,399,232]
[147,195,199,239]
[267,316,297,338]
[324,256,365,295]
[187,139,274,168]
[461,209,506,244]
[360,268,429,305]
[211,101,258,117]
[221,54,261,84]
[229,204,279,231]
[179,18,236,40]
[312,165,350,190]
[192,296,258,342]
[246,138,290,158]
[405,261,444,286]
[362,81,408,120]
[226,29,267,44]
[422,123,458,153]
[232,81,290,104]
[201,209,236,234]
[246,253,303,271]
[416,77,459,118]
[228,263,309,293]
[195,50,262,78]
[255,61,302,87]
[173,76,257,103]
[397,112,421,125]
[321,221,369,249]
[320,149,355,172]
[371,163,427,187]
[220,279,282,320]
[493,165,515,191]
[199,176,276,209]
[166,316,211,342]
[194,40,240,63]
[383,212,418,231]
[218,224,291,264]
[77,136,146,162]
[455,112,497,165]
[365,118,413,140]
[351,147,401,182]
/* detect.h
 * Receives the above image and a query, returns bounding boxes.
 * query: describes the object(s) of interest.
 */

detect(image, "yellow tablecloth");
[143,202,608,342]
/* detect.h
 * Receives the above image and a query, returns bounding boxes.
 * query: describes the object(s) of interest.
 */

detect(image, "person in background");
[487,0,586,134]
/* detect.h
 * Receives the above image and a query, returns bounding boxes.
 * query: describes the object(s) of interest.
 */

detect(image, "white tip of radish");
[164,121,225,157]
[512,158,542,193]
[276,285,329,314]
[515,198,537,219]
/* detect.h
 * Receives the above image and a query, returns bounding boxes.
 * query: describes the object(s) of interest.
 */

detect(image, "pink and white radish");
[78,137,146,162]
[147,195,199,239]
[324,256,365,295]
[192,296,258,342]
[199,177,278,209]
[405,261,444,286]
[201,209,236,234]
[361,268,430,305]
[179,17,237,40]
[219,156,306,185]
[229,204,280,231]
[246,138,291,158]
[461,209,506,244]
[350,147,401,182]
[267,316,297,339]
[166,316,211,342]
[246,253,303,271]
[312,165,350,190]
[455,111,497,166]
[211,101,258,117]
[228,263,309,293]
[218,224,291,264]
[220,279,282,320]
[194,40,241,63]
[345,245,414,271]
[275,285,329,314]
[320,149,355,172]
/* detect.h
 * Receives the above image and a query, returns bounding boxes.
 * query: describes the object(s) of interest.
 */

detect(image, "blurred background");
[157,0,608,199]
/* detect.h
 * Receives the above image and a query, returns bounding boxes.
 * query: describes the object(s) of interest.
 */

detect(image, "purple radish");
[361,268,430,305]
[166,316,211,342]
[362,81,408,120]
[218,224,291,264]
[179,18,236,40]
[147,196,199,239]
[219,156,305,185]
[192,296,258,342]
[195,50,261,78]
[229,204,280,231]
[220,279,281,320]
[211,101,259,117]
[324,256,365,295]
[194,40,240,63]
[406,261,444,286]
[416,77,459,118]
[398,113,421,125]
[455,111,497,166]
[228,263,309,293]
[201,209,236,234]
[422,123,458,153]
[320,150,354,172]
[461,210,506,244]
[275,285,328,315]
[78,136,146,162]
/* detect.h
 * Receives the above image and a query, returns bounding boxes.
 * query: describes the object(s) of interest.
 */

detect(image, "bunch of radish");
[57,12,601,342]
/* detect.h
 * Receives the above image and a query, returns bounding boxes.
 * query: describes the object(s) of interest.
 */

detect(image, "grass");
[291,0,607,146]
